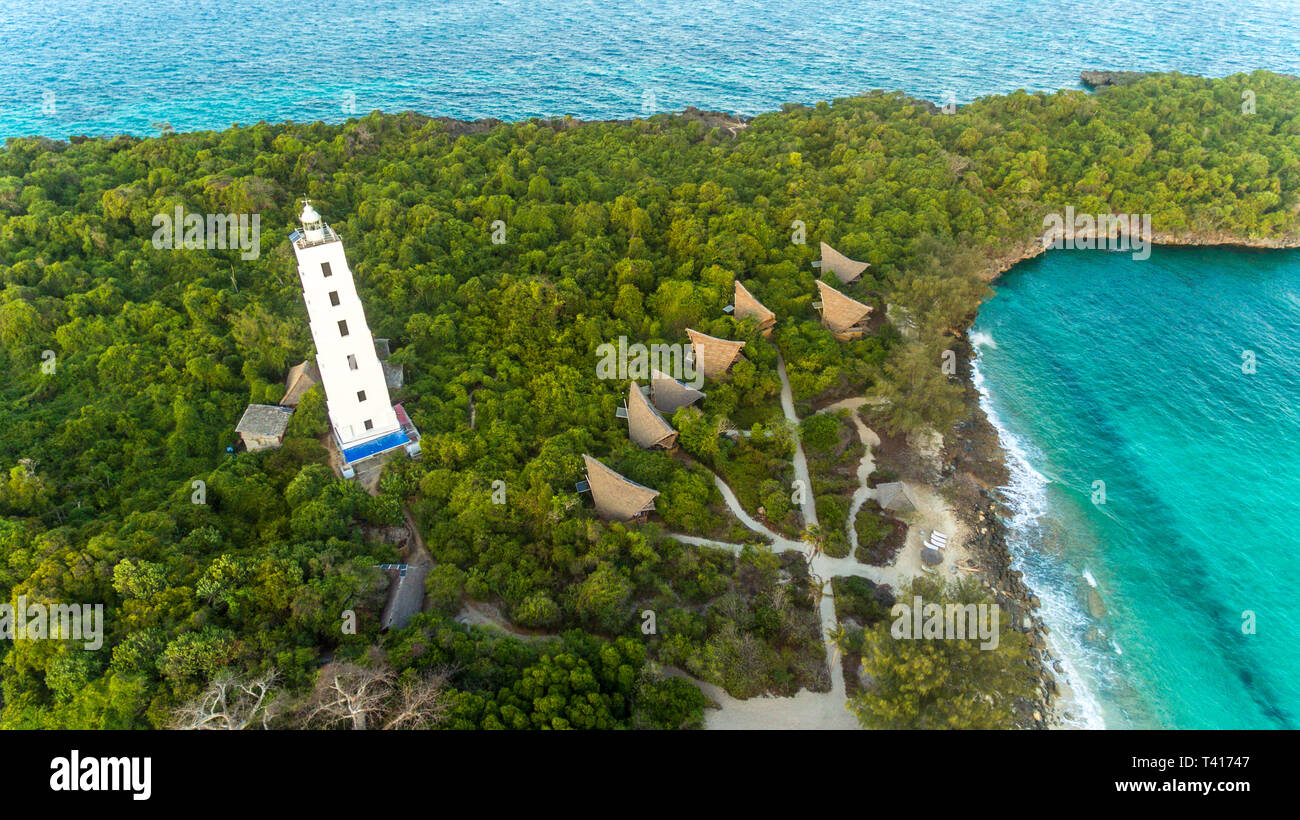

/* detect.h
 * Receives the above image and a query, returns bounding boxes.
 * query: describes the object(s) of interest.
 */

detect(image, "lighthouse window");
[364,419,374,431]
[356,390,367,402]
[321,262,333,277]
[329,290,340,306]
[347,354,358,370]
[338,319,349,337]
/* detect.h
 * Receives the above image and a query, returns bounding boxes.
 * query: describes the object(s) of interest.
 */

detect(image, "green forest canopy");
[0,71,1297,727]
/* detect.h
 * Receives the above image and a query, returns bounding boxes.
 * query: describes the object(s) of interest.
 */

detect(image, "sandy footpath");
[658,357,979,729]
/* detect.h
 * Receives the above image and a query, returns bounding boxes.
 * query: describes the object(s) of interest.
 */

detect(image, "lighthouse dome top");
[291,200,338,249]
[300,202,322,225]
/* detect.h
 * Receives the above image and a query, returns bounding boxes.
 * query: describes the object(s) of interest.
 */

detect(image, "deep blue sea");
[2,0,1299,729]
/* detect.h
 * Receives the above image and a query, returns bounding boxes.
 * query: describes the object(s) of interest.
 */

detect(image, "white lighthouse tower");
[290,202,417,477]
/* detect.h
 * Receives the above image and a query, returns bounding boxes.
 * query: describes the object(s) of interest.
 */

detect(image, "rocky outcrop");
[1080,70,1151,89]
[1148,230,1300,249]
[976,230,1300,283]
[424,106,750,139]
[1086,586,1108,620]
[676,106,750,135]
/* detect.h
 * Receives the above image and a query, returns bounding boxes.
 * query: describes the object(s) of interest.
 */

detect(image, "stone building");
[234,404,294,451]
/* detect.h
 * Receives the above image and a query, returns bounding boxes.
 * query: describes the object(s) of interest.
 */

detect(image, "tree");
[112,559,167,599]
[158,629,237,685]
[570,564,632,632]
[285,387,328,438]
[0,461,52,515]
[0,298,40,347]
[296,659,450,730]
[424,564,466,616]
[170,669,283,730]
[673,406,720,460]
[867,340,966,436]
[299,661,395,730]
[381,671,450,730]
[632,675,708,729]
[850,576,1036,729]
[799,413,840,454]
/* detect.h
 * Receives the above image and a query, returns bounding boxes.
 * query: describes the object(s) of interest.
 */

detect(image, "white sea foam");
[1082,568,1097,588]
[969,330,998,349]
[972,351,1108,730]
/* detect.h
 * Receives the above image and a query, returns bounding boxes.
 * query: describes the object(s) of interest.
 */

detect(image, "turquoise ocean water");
[0,0,1298,138]
[1,0,1298,728]
[972,249,1300,729]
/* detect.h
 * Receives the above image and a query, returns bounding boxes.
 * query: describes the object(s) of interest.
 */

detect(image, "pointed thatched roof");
[281,360,320,407]
[734,281,776,334]
[820,241,870,284]
[651,369,705,413]
[816,280,872,336]
[583,454,660,522]
[626,381,678,449]
[875,481,917,512]
[686,328,746,379]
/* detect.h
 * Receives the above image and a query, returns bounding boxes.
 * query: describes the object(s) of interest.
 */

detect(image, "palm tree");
[802,523,825,558]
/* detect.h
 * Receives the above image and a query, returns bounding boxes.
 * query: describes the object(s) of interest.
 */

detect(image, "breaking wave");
[972,354,1107,730]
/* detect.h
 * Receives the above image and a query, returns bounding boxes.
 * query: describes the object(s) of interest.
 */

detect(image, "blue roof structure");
[340,429,410,465]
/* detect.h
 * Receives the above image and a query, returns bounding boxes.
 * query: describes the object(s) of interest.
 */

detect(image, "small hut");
[580,454,660,522]
[624,382,678,450]
[234,404,294,452]
[733,281,776,337]
[281,360,320,407]
[650,368,705,414]
[685,328,746,379]
[815,280,873,340]
[818,241,870,285]
[875,481,918,513]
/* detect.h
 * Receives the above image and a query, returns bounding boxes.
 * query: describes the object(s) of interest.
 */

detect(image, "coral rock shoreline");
[942,331,1058,729]
[980,231,1300,282]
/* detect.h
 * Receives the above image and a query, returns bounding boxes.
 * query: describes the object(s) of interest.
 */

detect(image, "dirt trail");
[456,600,554,642]
[662,665,860,730]
[776,355,818,528]
[705,471,783,542]
[402,507,433,567]
[819,397,880,555]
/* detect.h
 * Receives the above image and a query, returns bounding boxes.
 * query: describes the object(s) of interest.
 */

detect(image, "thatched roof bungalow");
[685,328,746,379]
[581,454,660,522]
[875,481,918,512]
[281,360,320,407]
[650,368,705,414]
[815,280,873,340]
[733,280,776,337]
[625,382,678,450]
[819,241,870,284]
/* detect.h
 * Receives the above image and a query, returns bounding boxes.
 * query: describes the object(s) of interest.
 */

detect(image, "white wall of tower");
[291,226,399,448]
